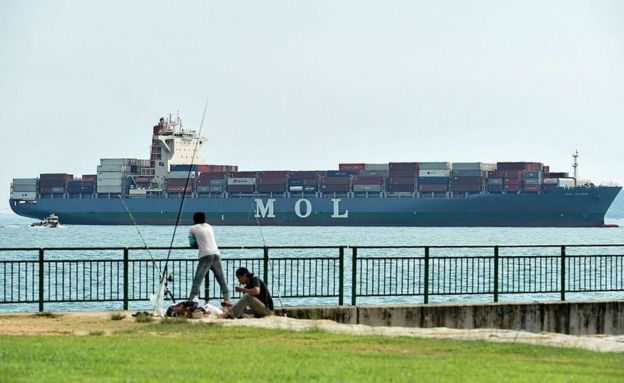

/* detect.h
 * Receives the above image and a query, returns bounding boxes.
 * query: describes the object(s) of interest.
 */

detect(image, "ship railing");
[0,244,623,312]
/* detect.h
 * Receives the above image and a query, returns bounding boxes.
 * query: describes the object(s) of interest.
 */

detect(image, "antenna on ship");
[572,150,579,187]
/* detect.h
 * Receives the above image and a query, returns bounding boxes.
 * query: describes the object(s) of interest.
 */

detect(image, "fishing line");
[155,99,210,310]
[252,201,286,315]
[118,195,159,277]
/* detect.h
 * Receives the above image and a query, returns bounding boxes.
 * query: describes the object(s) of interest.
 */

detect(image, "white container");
[419,169,451,177]
[97,179,123,187]
[364,163,390,171]
[167,171,196,179]
[227,177,256,185]
[289,186,303,192]
[353,184,382,192]
[97,185,123,193]
[128,188,147,196]
[11,191,37,200]
[97,173,124,181]
[12,178,38,186]
[419,162,451,170]
[543,178,559,185]
[452,162,496,171]
[101,158,129,166]
[12,185,38,192]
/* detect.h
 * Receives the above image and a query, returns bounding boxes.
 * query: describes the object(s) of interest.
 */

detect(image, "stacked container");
[450,163,491,193]
[166,170,195,193]
[258,171,289,193]
[97,159,130,194]
[523,171,542,193]
[227,177,256,193]
[321,175,350,193]
[339,163,365,171]
[40,174,73,194]
[418,162,450,192]
[352,176,383,193]
[196,172,227,193]
[388,162,418,193]
[11,178,38,200]
[289,171,320,193]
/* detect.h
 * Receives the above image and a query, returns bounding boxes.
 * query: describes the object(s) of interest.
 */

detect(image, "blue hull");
[9,186,621,227]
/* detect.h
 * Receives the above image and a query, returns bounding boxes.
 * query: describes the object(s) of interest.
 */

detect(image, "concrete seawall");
[275,300,624,335]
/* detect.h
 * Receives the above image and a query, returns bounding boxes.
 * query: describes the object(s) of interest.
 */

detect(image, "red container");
[292,171,321,179]
[523,184,540,192]
[198,172,229,179]
[321,177,350,185]
[232,171,258,178]
[488,170,506,178]
[258,184,286,192]
[389,170,418,177]
[39,180,66,187]
[304,179,319,186]
[388,184,414,192]
[352,176,382,185]
[504,184,520,192]
[503,178,522,185]
[40,173,73,181]
[451,184,482,192]
[321,184,350,192]
[134,177,150,183]
[389,162,419,171]
[543,165,550,174]
[451,176,483,184]
[258,177,287,185]
[260,170,291,177]
[389,177,416,185]
[227,185,255,193]
[420,184,447,192]
[339,163,365,171]
[81,180,95,187]
[196,179,212,186]
[82,174,97,181]
[548,172,569,178]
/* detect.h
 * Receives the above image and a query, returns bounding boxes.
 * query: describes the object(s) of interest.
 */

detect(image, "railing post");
[123,248,129,311]
[560,245,566,301]
[338,246,344,306]
[424,247,430,304]
[351,247,357,306]
[38,248,44,312]
[263,247,269,287]
[493,246,499,303]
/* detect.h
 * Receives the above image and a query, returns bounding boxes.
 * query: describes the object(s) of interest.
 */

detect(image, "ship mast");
[572,150,579,187]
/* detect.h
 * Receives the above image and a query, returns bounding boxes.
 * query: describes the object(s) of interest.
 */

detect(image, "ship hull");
[9,186,621,227]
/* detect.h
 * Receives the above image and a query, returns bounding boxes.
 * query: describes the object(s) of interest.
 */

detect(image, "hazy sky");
[2,1,623,209]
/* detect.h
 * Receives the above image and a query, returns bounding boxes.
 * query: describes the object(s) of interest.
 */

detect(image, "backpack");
[166,300,206,318]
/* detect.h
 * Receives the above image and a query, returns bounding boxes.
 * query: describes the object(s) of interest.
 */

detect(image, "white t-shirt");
[188,223,220,258]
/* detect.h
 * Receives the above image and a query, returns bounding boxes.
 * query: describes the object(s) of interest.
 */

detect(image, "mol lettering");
[254,198,349,219]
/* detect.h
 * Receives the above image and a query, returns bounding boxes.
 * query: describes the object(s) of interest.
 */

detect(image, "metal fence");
[1,244,623,311]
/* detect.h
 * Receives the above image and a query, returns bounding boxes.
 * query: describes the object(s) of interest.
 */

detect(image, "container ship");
[9,116,621,227]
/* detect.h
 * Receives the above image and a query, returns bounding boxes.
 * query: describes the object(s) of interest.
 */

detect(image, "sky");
[1,0,623,210]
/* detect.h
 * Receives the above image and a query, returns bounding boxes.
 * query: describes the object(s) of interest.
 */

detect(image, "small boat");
[31,214,61,228]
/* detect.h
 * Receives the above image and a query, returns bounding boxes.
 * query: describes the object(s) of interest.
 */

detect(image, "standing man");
[223,267,273,319]
[188,211,231,305]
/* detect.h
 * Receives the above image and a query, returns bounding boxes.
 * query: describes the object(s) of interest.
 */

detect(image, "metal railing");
[1,244,623,311]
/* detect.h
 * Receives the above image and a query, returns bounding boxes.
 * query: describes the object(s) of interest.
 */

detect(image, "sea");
[1,191,624,312]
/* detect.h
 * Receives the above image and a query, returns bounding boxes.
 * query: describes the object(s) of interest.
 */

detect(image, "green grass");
[1,323,623,382]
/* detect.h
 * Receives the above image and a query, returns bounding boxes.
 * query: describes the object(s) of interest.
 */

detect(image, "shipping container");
[209,179,226,186]
[488,170,506,178]
[388,184,414,192]
[40,173,73,181]
[487,178,504,185]
[227,177,256,185]
[358,170,389,177]
[304,186,318,192]
[548,172,569,178]
[452,162,496,171]
[352,176,382,185]
[353,184,382,192]
[451,170,484,177]
[543,165,550,174]
[289,186,303,192]
[11,191,37,200]
[523,171,541,178]
[364,163,390,171]
[339,163,365,171]
[98,165,127,172]
[227,185,255,193]
[524,178,540,185]
[134,177,151,183]
[258,184,286,193]
[167,186,194,193]
[288,179,304,186]
[497,162,542,171]
[260,170,291,177]
[419,162,451,170]
[487,185,503,193]
[543,178,559,185]
[258,177,287,185]
[419,169,451,177]
[197,185,223,193]
[419,184,448,192]
[198,172,229,179]
[232,171,259,178]
[389,162,419,170]
[451,184,482,192]
[80,186,94,194]
[451,176,483,184]
[168,171,196,179]
[321,176,350,185]
[12,178,38,186]
[321,184,350,192]
[67,181,82,188]
[504,184,520,192]
[418,177,449,185]
[97,178,123,186]
[100,158,129,166]
[291,171,321,179]
[39,179,67,187]
[82,174,97,181]
[523,184,540,192]
[304,179,319,186]
[388,169,418,177]
[389,176,416,185]
[12,185,38,192]
[168,178,194,186]
[327,170,355,177]
[170,164,197,172]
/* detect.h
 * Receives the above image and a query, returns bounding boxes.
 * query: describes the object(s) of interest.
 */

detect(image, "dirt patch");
[1,311,624,353]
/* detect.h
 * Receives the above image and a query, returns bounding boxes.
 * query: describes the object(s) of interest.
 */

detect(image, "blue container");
[288,179,304,186]
[80,186,94,194]
[418,177,449,185]
[304,186,318,192]
[170,164,197,172]
[68,181,82,188]
[327,170,355,177]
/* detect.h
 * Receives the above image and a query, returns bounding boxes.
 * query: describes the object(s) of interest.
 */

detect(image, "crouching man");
[223,267,274,319]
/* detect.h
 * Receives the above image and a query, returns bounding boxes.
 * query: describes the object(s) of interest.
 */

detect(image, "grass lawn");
[1,320,623,382]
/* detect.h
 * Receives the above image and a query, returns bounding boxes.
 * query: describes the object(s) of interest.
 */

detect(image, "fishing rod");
[153,99,210,314]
